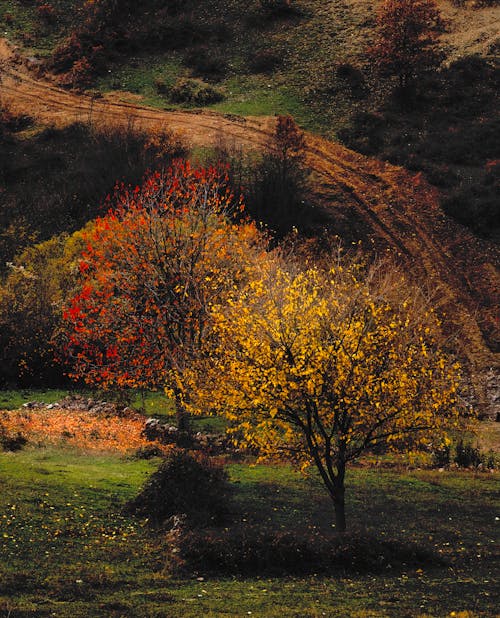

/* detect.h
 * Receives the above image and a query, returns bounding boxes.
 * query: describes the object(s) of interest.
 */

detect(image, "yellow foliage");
[188,258,462,528]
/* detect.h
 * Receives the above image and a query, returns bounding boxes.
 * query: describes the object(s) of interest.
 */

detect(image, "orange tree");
[189,259,461,532]
[62,160,265,429]
[369,0,445,92]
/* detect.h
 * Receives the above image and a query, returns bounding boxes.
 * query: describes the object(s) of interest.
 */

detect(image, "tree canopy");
[62,160,265,428]
[190,258,461,531]
[369,0,445,91]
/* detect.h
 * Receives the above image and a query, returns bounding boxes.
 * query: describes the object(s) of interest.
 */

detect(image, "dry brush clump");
[163,526,443,576]
[125,447,233,527]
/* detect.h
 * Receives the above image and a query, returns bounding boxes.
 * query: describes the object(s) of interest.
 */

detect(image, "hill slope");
[1,37,498,416]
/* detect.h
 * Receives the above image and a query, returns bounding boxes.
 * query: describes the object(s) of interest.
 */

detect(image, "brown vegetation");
[0,37,498,417]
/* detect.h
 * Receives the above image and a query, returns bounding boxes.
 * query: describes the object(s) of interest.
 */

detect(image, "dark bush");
[132,444,165,460]
[36,3,57,23]
[165,527,443,576]
[333,63,368,99]
[0,428,27,452]
[125,448,233,527]
[338,111,387,156]
[454,439,484,468]
[431,443,451,468]
[259,0,296,17]
[242,115,317,236]
[0,120,185,272]
[154,77,170,95]
[0,570,38,594]
[248,49,283,74]
[184,47,227,81]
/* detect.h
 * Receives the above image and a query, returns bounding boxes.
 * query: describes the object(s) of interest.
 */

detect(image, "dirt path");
[1,38,498,415]
[439,0,500,61]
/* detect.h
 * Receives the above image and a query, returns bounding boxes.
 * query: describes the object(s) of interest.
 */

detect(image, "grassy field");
[0,0,373,134]
[0,0,80,56]
[0,443,498,617]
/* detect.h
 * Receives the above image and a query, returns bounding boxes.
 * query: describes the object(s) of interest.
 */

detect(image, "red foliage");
[61,160,262,413]
[369,0,445,89]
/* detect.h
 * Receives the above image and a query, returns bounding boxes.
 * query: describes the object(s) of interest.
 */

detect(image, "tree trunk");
[174,389,190,433]
[333,486,346,535]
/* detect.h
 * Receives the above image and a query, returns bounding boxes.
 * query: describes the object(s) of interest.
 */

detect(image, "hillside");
[1,35,498,416]
[1,0,499,236]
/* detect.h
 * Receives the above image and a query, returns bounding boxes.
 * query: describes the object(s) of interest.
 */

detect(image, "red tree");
[369,0,445,91]
[62,160,265,429]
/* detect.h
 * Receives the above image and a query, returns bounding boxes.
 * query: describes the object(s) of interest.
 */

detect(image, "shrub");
[164,527,443,576]
[259,0,295,17]
[51,33,84,74]
[243,115,312,236]
[248,49,283,74]
[184,47,227,81]
[126,448,232,527]
[169,78,224,105]
[68,57,93,88]
[454,439,484,468]
[431,443,451,467]
[154,77,170,95]
[333,62,367,99]
[132,444,165,460]
[36,3,57,23]
[0,427,27,452]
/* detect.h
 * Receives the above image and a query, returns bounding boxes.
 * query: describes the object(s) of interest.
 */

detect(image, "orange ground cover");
[0,408,166,454]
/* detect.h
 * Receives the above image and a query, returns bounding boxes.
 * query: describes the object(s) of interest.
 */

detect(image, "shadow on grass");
[165,526,445,577]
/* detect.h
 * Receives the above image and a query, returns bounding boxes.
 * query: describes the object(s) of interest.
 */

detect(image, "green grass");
[94,53,185,107]
[94,53,315,128]
[1,445,498,617]
[0,0,80,56]
[0,389,76,410]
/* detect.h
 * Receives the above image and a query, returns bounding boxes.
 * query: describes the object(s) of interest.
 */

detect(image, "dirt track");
[1,38,498,414]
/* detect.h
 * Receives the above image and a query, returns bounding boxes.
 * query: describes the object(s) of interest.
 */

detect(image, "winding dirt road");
[1,38,498,415]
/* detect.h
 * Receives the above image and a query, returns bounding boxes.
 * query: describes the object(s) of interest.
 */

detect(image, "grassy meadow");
[0,433,498,617]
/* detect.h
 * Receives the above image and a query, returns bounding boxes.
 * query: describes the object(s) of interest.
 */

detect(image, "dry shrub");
[126,448,232,527]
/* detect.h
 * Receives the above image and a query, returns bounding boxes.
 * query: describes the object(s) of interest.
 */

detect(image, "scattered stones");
[18,395,238,454]
[142,418,234,454]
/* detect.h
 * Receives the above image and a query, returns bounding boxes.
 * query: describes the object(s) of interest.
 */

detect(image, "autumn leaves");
[62,160,265,429]
[61,149,461,531]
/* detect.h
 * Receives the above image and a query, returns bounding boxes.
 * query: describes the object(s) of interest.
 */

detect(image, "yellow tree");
[191,259,461,532]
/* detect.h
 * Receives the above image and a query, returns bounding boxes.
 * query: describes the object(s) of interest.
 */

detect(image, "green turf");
[0,389,76,410]
[1,446,498,617]
[0,0,80,56]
